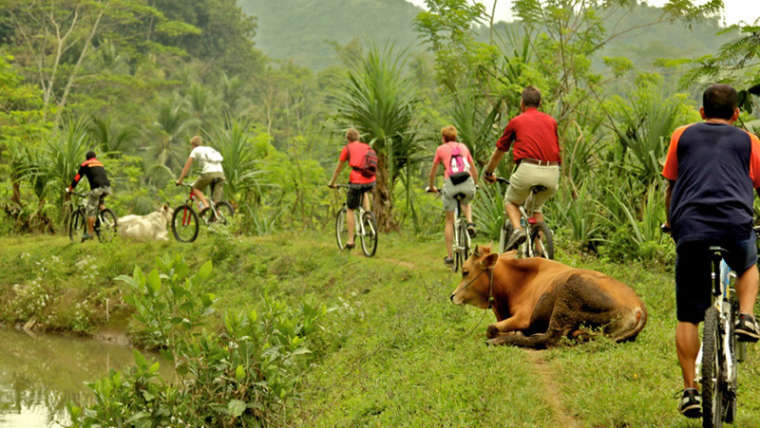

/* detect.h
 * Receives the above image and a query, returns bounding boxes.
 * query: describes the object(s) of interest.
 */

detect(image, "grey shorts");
[193,172,225,202]
[442,177,476,212]
[86,186,111,217]
[504,163,559,213]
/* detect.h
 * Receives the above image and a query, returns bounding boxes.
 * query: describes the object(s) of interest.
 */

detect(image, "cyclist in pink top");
[328,128,377,249]
[427,125,478,266]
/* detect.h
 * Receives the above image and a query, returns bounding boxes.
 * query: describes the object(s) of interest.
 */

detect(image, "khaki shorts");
[86,186,112,217]
[442,176,476,212]
[193,172,225,202]
[504,163,559,213]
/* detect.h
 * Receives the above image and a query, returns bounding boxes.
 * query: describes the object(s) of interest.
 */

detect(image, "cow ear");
[473,245,481,258]
[482,253,499,269]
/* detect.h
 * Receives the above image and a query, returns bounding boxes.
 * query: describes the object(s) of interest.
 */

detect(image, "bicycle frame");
[696,256,738,388]
[180,184,222,225]
[495,177,551,257]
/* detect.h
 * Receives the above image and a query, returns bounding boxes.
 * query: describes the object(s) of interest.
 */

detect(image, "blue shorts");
[675,234,757,323]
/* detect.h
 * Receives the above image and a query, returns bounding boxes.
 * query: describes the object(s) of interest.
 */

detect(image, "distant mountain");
[238,0,732,71]
[238,0,422,69]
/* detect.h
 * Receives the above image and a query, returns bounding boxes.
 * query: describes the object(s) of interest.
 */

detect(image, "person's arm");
[328,160,345,187]
[483,148,505,182]
[176,157,193,185]
[665,180,674,227]
[427,162,439,192]
[68,164,86,191]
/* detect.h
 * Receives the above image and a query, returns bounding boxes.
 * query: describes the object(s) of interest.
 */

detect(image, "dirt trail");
[524,349,584,428]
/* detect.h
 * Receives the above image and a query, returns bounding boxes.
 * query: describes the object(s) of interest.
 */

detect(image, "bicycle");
[493,176,554,259]
[333,184,378,257]
[426,186,471,273]
[662,225,758,427]
[171,182,234,243]
[67,190,118,243]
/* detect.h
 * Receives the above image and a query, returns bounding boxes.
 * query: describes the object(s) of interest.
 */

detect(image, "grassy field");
[2,231,760,427]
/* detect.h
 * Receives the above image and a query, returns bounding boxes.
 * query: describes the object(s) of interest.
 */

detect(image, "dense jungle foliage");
[2,0,760,425]
[2,0,758,260]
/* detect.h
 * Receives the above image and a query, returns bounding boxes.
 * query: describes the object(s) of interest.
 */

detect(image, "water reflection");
[0,327,150,428]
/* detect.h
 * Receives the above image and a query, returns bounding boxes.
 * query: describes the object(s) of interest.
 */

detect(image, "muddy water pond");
[0,327,165,428]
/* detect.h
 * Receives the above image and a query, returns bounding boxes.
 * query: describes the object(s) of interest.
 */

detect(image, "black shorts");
[675,234,757,323]
[347,183,374,210]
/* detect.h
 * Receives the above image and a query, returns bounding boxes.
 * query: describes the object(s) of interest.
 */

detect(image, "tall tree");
[332,45,420,230]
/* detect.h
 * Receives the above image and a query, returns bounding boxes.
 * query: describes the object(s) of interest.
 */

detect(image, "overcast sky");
[407,0,760,27]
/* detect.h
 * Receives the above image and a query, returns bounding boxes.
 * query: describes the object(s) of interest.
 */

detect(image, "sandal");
[345,242,355,250]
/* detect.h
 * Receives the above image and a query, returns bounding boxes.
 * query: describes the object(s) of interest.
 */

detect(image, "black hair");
[522,86,541,108]
[86,151,96,159]
[703,84,738,120]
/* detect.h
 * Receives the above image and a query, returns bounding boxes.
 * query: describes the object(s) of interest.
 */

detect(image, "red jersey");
[496,107,561,163]
[339,141,376,184]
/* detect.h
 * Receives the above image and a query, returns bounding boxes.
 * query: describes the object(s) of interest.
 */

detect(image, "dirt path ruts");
[524,349,584,428]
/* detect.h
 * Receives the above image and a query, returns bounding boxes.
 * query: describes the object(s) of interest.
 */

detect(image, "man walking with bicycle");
[427,125,478,266]
[663,84,760,418]
[482,86,560,251]
[328,128,376,250]
[66,151,111,242]
[176,135,225,211]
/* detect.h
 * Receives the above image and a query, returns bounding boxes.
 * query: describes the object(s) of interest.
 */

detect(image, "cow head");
[159,204,172,223]
[450,245,500,308]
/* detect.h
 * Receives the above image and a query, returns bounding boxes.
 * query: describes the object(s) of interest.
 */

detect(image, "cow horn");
[473,245,480,257]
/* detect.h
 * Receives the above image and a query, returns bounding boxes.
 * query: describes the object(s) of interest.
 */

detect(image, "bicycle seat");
[708,245,727,261]
[531,185,547,193]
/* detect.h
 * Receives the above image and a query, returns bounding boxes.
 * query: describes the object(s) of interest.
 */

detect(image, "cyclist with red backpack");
[427,125,478,266]
[328,128,377,249]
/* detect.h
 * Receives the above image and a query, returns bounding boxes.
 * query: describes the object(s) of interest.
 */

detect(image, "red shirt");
[339,141,376,184]
[496,108,561,163]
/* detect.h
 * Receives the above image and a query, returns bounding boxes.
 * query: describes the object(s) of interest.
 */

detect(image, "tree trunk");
[373,153,398,231]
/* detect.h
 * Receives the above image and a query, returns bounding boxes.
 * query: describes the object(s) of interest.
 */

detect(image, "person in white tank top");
[176,135,226,209]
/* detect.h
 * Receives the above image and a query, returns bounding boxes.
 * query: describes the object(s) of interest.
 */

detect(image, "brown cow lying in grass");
[450,246,647,348]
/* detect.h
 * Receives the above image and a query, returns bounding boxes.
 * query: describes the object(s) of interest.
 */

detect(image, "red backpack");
[354,145,378,178]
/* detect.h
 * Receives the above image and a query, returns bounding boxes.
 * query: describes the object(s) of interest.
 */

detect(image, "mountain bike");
[68,191,118,243]
[662,225,759,427]
[333,184,378,257]
[425,186,472,273]
[494,176,554,259]
[171,182,234,243]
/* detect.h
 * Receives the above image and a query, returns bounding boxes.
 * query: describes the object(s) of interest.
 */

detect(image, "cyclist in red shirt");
[483,86,560,251]
[328,128,376,249]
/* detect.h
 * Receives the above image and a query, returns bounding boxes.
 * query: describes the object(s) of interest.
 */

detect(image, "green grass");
[2,231,760,426]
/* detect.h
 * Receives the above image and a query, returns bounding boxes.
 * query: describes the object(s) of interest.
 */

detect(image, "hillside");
[238,0,422,69]
[238,0,732,71]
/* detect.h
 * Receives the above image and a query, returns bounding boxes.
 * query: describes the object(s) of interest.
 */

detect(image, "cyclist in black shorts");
[66,151,112,241]
[663,84,760,418]
[328,128,376,249]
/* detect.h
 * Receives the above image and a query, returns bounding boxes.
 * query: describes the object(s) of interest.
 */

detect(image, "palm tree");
[332,44,420,230]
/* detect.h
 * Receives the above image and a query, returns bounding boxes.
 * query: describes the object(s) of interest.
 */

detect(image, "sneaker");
[467,222,477,239]
[505,228,527,250]
[678,388,701,418]
[735,313,760,342]
[443,256,454,266]
[81,233,93,242]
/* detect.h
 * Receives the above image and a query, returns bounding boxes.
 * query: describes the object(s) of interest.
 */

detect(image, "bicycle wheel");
[723,300,738,424]
[360,211,378,257]
[702,306,722,428]
[455,220,470,271]
[335,206,348,250]
[529,222,555,259]
[69,210,84,242]
[95,208,118,243]
[171,204,199,243]
[499,222,512,254]
[199,202,234,225]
